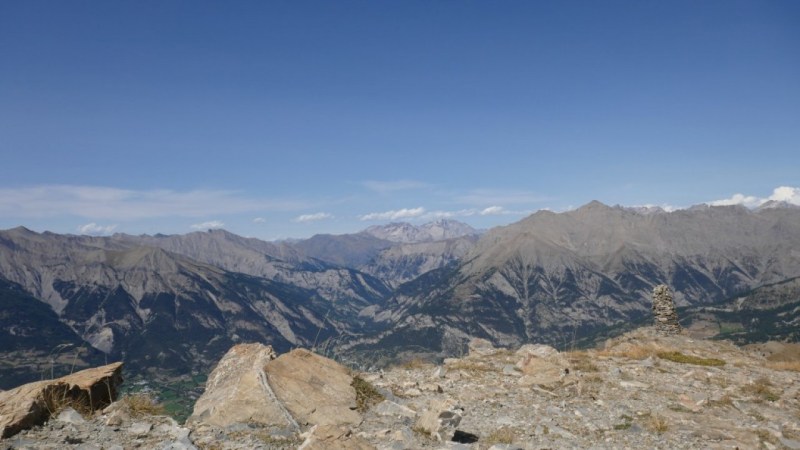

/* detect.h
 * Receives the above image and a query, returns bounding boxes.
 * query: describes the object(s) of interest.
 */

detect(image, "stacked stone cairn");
[652,284,681,335]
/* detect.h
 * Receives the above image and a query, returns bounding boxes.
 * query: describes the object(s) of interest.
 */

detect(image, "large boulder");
[188,343,289,429]
[189,345,361,430]
[0,362,123,438]
[264,348,361,427]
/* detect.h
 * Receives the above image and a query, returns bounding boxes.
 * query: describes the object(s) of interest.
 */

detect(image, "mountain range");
[1,204,798,387]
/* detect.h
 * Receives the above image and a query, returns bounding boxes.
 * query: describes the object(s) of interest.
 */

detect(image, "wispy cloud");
[708,186,800,208]
[361,180,431,194]
[421,209,477,219]
[77,223,117,235]
[190,220,225,230]
[359,207,426,221]
[455,189,549,206]
[480,206,505,215]
[294,212,333,223]
[0,185,309,220]
[253,217,267,224]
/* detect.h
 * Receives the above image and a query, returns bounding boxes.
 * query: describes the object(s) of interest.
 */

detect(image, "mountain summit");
[364,219,479,244]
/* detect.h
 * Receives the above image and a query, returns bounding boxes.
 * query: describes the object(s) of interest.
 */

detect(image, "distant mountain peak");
[363,220,478,243]
[756,200,800,211]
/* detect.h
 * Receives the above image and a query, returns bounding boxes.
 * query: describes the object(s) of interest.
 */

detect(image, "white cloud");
[708,186,800,208]
[708,193,763,208]
[294,212,333,222]
[359,207,426,221]
[253,217,267,223]
[362,180,430,194]
[190,220,225,230]
[421,209,476,219]
[0,185,309,220]
[769,186,800,204]
[77,223,117,235]
[480,206,505,216]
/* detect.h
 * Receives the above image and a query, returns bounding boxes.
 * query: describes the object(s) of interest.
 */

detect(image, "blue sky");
[1,1,798,239]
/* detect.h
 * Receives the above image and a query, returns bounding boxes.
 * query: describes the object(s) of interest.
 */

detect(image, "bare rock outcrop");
[298,424,375,450]
[189,344,361,431]
[0,362,123,438]
[187,343,287,429]
[652,284,681,335]
[264,348,361,427]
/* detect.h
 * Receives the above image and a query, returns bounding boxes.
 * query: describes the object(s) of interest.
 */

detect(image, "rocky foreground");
[2,327,799,449]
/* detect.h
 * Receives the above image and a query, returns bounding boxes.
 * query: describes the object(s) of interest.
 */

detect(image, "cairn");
[652,284,681,335]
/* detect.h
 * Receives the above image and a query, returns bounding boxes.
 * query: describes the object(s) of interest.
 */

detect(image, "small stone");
[780,437,800,450]
[468,338,498,357]
[403,388,422,397]
[128,421,152,436]
[56,407,86,425]
[515,344,559,359]
[414,398,463,442]
[373,400,416,418]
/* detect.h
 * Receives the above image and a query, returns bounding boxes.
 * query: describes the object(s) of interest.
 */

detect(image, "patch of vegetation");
[483,426,517,445]
[755,429,778,445]
[351,375,384,413]
[566,351,599,372]
[600,343,658,360]
[411,425,435,441]
[396,357,434,370]
[41,384,93,417]
[656,351,725,367]
[645,415,669,434]
[121,371,209,423]
[742,377,779,402]
[446,359,496,375]
[118,393,165,417]
[613,414,634,430]
[766,360,800,372]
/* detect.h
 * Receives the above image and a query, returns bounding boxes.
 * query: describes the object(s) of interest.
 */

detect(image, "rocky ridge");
[342,202,800,362]
[3,327,799,449]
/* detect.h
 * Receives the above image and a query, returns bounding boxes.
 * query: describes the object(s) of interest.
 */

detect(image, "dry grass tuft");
[41,385,92,417]
[645,415,669,434]
[656,351,725,367]
[118,393,165,417]
[483,427,517,446]
[755,429,778,445]
[742,377,780,402]
[351,375,385,413]
[396,357,435,370]
[600,344,658,360]
[566,351,600,372]
[446,360,496,376]
[765,360,800,372]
